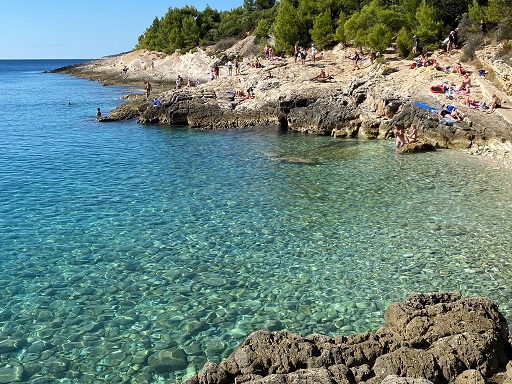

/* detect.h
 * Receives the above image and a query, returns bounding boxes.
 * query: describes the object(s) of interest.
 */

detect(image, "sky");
[1,0,242,59]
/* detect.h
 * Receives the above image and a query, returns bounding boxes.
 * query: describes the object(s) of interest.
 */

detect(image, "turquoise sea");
[1,59,512,383]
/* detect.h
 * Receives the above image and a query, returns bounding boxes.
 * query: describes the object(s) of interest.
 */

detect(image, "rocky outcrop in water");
[104,63,511,154]
[181,292,512,384]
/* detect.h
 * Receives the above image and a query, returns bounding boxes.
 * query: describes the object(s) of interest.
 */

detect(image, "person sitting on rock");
[452,62,463,75]
[153,97,160,106]
[488,94,502,113]
[459,74,471,92]
[406,124,418,143]
[312,69,333,82]
[460,91,480,109]
[317,69,327,78]
[235,89,250,101]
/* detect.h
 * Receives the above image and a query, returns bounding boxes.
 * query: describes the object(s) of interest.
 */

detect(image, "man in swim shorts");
[488,94,502,113]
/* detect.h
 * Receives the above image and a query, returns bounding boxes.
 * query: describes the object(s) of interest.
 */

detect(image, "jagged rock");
[197,362,231,384]
[184,293,512,384]
[381,375,434,384]
[453,370,485,384]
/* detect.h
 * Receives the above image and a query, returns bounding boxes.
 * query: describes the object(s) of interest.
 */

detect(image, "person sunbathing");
[488,94,502,113]
[460,91,480,109]
[311,69,333,82]
[459,74,471,92]
[317,69,327,78]
[438,107,461,121]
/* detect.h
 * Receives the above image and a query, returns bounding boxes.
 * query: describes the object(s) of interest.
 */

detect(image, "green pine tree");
[310,8,334,47]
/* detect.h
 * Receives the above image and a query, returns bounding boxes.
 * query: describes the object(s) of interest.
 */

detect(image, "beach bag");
[410,62,417,69]
[430,85,445,94]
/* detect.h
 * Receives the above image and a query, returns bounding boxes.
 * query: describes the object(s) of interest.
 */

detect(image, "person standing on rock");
[480,19,487,34]
[393,124,405,149]
[353,50,360,69]
[96,107,101,120]
[311,45,317,62]
[234,59,240,75]
[294,42,299,63]
[412,35,419,55]
[145,81,152,98]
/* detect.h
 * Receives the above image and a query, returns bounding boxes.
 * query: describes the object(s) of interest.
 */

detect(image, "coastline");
[38,51,512,383]
[52,41,512,171]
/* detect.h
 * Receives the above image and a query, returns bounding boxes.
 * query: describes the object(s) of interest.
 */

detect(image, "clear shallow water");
[1,60,512,382]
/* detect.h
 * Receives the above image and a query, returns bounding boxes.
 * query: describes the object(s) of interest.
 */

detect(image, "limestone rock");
[197,362,231,384]
[454,370,485,384]
[397,141,436,153]
[186,293,512,384]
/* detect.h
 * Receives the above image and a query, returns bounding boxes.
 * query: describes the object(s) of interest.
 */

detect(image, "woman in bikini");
[393,125,405,149]
[406,124,418,143]
[460,74,471,92]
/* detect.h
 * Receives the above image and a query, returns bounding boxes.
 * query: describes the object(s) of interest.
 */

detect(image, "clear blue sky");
[1,0,241,59]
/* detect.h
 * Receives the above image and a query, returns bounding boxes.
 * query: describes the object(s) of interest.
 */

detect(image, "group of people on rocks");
[293,43,325,64]
[393,124,418,149]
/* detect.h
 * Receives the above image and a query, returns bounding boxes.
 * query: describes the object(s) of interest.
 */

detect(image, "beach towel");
[413,101,438,112]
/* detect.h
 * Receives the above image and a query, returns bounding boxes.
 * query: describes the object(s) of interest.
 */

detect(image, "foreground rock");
[182,292,512,384]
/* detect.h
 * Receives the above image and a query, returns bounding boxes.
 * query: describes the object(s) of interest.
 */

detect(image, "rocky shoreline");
[52,42,511,163]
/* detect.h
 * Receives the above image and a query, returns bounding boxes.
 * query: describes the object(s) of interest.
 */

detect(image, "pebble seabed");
[2,132,512,383]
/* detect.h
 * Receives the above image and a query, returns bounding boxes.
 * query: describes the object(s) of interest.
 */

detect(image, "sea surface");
[1,59,512,383]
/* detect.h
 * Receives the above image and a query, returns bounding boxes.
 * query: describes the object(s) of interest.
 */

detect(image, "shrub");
[396,27,411,57]
[212,37,239,54]
[461,33,483,61]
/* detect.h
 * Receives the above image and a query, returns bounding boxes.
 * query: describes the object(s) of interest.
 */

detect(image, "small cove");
[1,60,512,382]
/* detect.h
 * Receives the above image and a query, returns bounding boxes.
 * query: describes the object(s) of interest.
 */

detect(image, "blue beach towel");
[413,101,438,113]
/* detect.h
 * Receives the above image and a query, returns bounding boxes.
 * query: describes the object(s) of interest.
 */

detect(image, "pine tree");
[310,8,334,47]
[334,11,348,44]
[414,0,443,47]
[273,0,300,52]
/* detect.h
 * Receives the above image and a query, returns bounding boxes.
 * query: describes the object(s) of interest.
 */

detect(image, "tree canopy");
[135,0,511,56]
